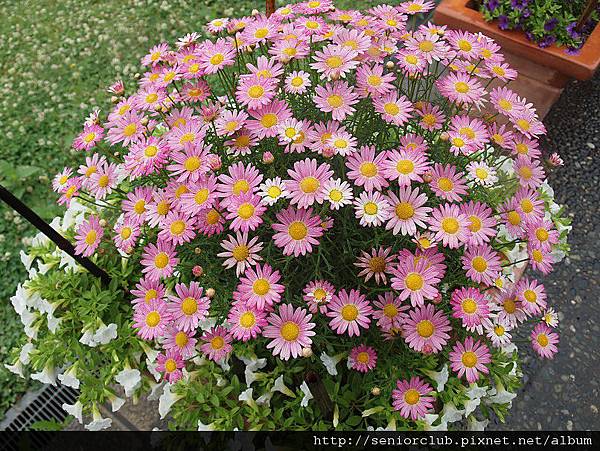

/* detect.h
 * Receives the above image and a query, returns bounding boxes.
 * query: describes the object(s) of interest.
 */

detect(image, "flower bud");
[140,117,149,126]
[99,219,107,227]
[422,171,433,183]
[301,347,313,358]
[208,155,222,171]
[110,96,119,104]
[322,147,335,158]
[192,265,203,277]
[385,61,395,69]
[371,387,381,396]
[262,151,274,164]
[194,247,201,254]
[206,288,216,298]
[251,9,259,16]
[440,131,449,141]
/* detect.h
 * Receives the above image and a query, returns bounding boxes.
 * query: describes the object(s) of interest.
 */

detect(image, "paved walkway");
[491,71,600,431]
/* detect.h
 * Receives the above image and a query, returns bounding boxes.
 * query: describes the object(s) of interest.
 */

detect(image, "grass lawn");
[0,0,398,419]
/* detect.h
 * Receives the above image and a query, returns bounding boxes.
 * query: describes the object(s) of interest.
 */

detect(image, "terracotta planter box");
[434,0,600,118]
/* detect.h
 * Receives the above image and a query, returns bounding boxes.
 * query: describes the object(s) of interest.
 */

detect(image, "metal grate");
[0,384,79,450]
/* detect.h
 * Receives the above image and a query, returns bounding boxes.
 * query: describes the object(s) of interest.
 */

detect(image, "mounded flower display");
[7,0,572,431]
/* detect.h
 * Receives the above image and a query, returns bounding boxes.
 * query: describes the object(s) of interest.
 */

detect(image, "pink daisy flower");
[216,162,263,206]
[88,162,119,200]
[162,326,197,359]
[200,326,233,362]
[133,300,172,340]
[106,110,145,147]
[530,323,559,359]
[354,246,395,285]
[74,215,103,257]
[513,187,544,222]
[159,211,196,246]
[437,72,486,106]
[391,256,442,307]
[356,64,395,98]
[392,377,435,420]
[130,277,165,306]
[167,282,210,332]
[386,186,431,236]
[196,205,225,237]
[311,43,359,80]
[450,287,491,334]
[57,177,80,207]
[525,218,559,252]
[491,289,528,328]
[373,92,413,126]
[141,43,169,66]
[326,289,372,337]
[217,232,263,276]
[264,304,316,360]
[180,175,219,215]
[462,244,502,286]
[284,70,312,94]
[167,143,212,184]
[314,80,359,121]
[199,38,236,74]
[237,263,285,311]
[449,337,491,383]
[345,145,389,192]
[166,120,207,151]
[510,109,546,138]
[156,350,184,383]
[515,278,547,316]
[140,240,179,281]
[236,74,277,109]
[353,190,391,227]
[348,345,377,373]
[405,32,449,63]
[286,158,334,209]
[429,163,468,202]
[381,148,430,186]
[73,124,104,151]
[303,280,336,314]
[121,186,153,224]
[429,203,471,249]
[227,304,267,342]
[462,201,497,247]
[113,217,141,252]
[215,110,248,137]
[124,136,170,178]
[272,206,324,257]
[529,245,554,275]
[416,102,445,131]
[403,303,452,353]
[514,155,545,189]
[52,167,73,193]
[247,100,293,139]
[225,193,266,233]
[372,292,409,333]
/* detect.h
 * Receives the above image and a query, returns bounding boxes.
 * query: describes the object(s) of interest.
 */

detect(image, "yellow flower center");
[180,132,196,144]
[260,113,278,128]
[165,358,177,373]
[333,138,347,149]
[175,331,189,347]
[211,336,225,350]
[503,299,517,314]
[405,272,424,291]
[416,319,434,338]
[516,119,531,131]
[462,298,477,314]
[458,39,472,52]
[144,145,158,157]
[536,228,549,242]
[232,179,250,195]
[154,252,169,269]
[170,220,186,236]
[239,311,256,328]
[98,175,109,188]
[441,217,459,234]
[360,162,378,177]
[83,132,96,143]
[492,66,506,77]
[532,249,544,263]
[519,166,533,180]
[206,209,220,225]
[314,288,327,301]
[85,166,97,177]
[291,76,304,87]
[454,82,470,94]
[404,388,420,405]
[194,188,210,205]
[327,94,343,108]
[156,201,170,216]
[515,143,528,154]
[288,221,308,240]
[247,85,265,99]
[520,199,534,213]
[437,177,454,192]
[300,176,320,193]
[280,321,300,341]
[120,227,132,239]
[383,303,398,318]
[85,230,97,246]
[210,53,224,66]
[134,199,146,215]
[396,159,414,175]
[494,325,505,336]
[537,334,549,347]
[356,352,370,364]
[181,297,197,315]
[145,289,158,302]
[254,28,269,39]
[252,278,270,296]
[237,203,255,220]
[367,75,382,87]
[507,210,521,225]
[305,20,319,30]
[326,56,343,68]
[368,256,386,273]
[329,189,343,202]
[123,123,137,137]
[422,113,436,126]
[341,304,359,321]
[405,54,418,65]
[184,156,201,172]
[469,215,482,232]
[364,202,378,215]
[267,185,282,198]
[471,256,488,273]
[461,351,478,368]
[232,244,249,262]
[145,311,160,327]
[384,102,400,116]
[145,93,158,104]
[523,289,537,303]
[419,40,434,52]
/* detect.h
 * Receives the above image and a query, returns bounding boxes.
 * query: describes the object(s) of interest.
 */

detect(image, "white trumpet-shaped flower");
[238,388,256,408]
[93,323,118,345]
[58,364,80,389]
[467,415,489,431]
[19,343,34,365]
[4,361,24,377]
[440,401,464,424]
[197,420,216,431]
[31,363,57,385]
[85,406,112,431]
[158,383,183,419]
[62,401,83,424]
[271,376,295,398]
[319,352,345,376]
[300,382,313,407]
[115,368,141,397]
[422,364,449,392]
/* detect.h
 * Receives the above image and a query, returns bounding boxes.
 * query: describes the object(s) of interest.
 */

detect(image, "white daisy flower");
[258,177,289,206]
[466,161,498,187]
[323,178,353,210]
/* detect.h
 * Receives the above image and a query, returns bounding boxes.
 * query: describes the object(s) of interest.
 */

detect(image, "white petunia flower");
[320,352,345,376]
[62,401,83,424]
[31,363,57,385]
[47,313,61,333]
[107,392,126,412]
[79,328,97,347]
[197,420,216,431]
[238,388,256,407]
[19,250,33,271]
[58,365,80,389]
[158,383,183,419]
[19,343,34,365]
[85,407,112,431]
[256,391,273,406]
[300,382,313,407]
[467,415,489,431]
[422,364,449,392]
[440,401,464,424]
[93,323,118,345]
[484,383,517,406]
[115,368,141,397]
[423,413,447,431]
[271,375,295,398]
[5,361,24,377]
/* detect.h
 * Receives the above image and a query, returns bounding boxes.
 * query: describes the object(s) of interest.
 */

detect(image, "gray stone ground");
[490,71,600,431]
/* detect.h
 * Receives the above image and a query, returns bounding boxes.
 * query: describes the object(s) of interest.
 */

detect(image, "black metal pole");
[0,184,111,286]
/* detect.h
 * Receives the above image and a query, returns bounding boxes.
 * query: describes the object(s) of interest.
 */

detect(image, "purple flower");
[522,8,531,18]
[544,18,558,32]
[525,31,534,42]
[566,22,582,40]
[511,0,528,10]
[538,35,557,49]
[565,46,582,56]
[498,15,510,30]
[486,0,500,11]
